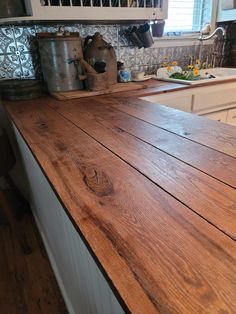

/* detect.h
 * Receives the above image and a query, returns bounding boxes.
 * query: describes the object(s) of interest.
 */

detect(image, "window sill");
[153,35,214,48]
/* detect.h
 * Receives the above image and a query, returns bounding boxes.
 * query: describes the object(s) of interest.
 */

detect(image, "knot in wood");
[82,166,114,197]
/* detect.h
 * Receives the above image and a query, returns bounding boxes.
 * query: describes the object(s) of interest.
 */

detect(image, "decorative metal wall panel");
[0,23,227,80]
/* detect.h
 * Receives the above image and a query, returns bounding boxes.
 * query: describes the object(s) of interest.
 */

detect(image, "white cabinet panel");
[158,95,192,112]
[226,108,236,126]
[193,84,236,113]
[201,110,228,123]
[141,93,192,112]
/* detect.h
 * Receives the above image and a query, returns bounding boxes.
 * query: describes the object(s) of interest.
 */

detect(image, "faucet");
[198,26,226,68]
[199,27,226,41]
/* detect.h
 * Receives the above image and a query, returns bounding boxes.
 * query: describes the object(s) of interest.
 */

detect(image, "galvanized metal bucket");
[37,33,84,92]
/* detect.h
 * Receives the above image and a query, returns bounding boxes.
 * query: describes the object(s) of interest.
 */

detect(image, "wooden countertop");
[4,82,236,314]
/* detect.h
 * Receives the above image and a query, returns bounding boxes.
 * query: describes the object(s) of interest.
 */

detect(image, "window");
[165,0,213,33]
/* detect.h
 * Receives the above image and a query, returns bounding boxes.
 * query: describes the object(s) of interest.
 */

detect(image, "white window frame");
[153,0,218,47]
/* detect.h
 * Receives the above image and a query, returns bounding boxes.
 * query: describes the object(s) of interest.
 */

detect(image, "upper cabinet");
[0,0,168,22]
[217,0,236,21]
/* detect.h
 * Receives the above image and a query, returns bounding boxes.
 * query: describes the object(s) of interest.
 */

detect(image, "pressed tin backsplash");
[0,23,228,80]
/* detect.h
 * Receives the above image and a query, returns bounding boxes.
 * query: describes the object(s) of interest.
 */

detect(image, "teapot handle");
[84,35,94,47]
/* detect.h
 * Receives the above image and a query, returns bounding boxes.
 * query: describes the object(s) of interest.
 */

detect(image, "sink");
[155,67,236,85]
[204,67,236,78]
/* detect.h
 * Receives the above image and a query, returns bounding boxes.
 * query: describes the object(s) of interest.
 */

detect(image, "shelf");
[0,0,168,23]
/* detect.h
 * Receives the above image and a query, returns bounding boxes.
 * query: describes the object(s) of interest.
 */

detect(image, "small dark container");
[138,23,154,48]
[125,26,143,49]
[151,21,165,37]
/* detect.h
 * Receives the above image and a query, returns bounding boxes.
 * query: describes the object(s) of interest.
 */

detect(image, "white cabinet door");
[226,108,236,126]
[192,82,236,114]
[141,93,193,112]
[202,110,228,123]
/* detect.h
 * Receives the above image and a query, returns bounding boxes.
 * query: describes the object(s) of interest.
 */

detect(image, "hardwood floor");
[0,190,67,314]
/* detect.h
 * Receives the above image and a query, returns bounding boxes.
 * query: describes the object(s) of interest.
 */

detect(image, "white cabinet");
[201,108,236,126]
[141,91,193,112]
[226,108,236,126]
[0,0,168,22]
[141,81,236,127]
[201,110,228,123]
[192,82,236,114]
[192,82,236,126]
[142,82,236,115]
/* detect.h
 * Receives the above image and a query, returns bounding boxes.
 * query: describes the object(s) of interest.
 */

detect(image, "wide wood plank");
[102,97,236,158]
[49,100,236,240]
[49,98,236,189]
[5,102,236,314]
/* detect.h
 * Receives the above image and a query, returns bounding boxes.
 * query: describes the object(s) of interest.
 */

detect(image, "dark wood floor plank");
[0,191,67,314]
[5,102,236,313]
[0,225,27,314]
[50,100,236,240]
[101,97,236,158]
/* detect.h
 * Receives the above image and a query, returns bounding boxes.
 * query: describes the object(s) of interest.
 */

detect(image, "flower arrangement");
[161,57,207,81]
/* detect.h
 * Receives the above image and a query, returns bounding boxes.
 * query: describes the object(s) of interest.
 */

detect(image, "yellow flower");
[167,66,172,71]
[193,68,200,77]
[172,61,178,66]
[162,62,168,67]
[196,59,201,65]
[187,65,194,70]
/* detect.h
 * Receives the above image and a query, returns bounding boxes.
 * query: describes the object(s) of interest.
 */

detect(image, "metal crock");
[37,32,84,92]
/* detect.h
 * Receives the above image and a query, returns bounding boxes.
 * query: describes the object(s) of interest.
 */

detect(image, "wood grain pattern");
[50,98,236,188]
[5,101,236,314]
[49,100,236,240]
[104,97,236,158]
[14,130,125,314]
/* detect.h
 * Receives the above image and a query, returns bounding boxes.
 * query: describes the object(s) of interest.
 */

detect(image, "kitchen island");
[4,86,236,314]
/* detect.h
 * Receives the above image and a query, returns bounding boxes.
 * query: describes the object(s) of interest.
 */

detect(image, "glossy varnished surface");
[4,90,236,314]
